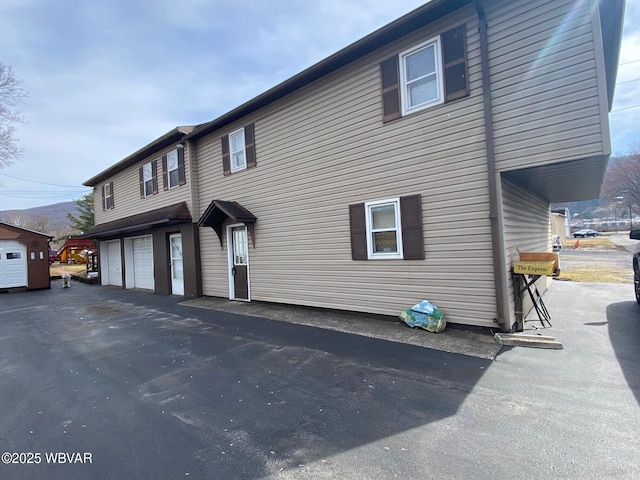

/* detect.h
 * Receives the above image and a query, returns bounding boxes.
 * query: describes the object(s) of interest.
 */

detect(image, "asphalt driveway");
[0,280,638,479]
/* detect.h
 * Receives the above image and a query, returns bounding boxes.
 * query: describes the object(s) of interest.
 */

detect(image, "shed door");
[106,240,122,286]
[0,240,27,289]
[133,236,154,290]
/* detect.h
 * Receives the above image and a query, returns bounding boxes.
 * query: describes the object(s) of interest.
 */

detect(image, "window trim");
[142,162,154,197]
[364,198,403,260]
[398,36,444,116]
[103,183,114,210]
[229,128,247,173]
[166,149,180,189]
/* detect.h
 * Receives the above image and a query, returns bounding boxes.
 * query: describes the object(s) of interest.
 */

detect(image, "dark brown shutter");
[441,24,468,103]
[400,194,424,260]
[245,123,256,169]
[151,160,158,194]
[162,155,168,190]
[380,56,401,123]
[138,167,144,198]
[221,135,231,176]
[177,147,186,185]
[102,185,106,211]
[349,203,368,260]
[109,181,114,209]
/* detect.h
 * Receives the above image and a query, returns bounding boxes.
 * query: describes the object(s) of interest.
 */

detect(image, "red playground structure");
[49,238,96,264]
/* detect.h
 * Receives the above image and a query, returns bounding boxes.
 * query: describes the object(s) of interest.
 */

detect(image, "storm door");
[169,233,184,295]
[228,225,249,300]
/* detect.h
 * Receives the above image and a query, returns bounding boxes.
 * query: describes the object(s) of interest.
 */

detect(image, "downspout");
[474,0,509,331]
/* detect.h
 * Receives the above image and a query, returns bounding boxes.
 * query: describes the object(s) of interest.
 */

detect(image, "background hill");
[0,201,80,244]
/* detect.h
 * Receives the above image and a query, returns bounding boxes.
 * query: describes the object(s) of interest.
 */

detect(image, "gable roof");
[183,0,624,142]
[0,220,53,239]
[83,126,196,187]
[184,0,472,142]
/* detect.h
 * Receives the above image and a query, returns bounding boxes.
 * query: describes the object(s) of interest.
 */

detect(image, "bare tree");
[28,215,49,233]
[0,63,27,168]
[8,214,26,228]
[601,144,640,217]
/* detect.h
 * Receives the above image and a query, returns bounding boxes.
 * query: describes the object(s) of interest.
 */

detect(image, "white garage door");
[133,236,154,290]
[106,240,122,286]
[0,240,27,289]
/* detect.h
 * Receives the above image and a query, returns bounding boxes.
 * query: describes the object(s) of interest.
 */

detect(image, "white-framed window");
[142,162,154,197]
[365,198,403,259]
[229,128,246,172]
[399,36,443,115]
[103,183,114,210]
[167,150,180,188]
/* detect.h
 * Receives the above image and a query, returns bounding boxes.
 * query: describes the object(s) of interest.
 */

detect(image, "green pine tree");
[67,193,94,234]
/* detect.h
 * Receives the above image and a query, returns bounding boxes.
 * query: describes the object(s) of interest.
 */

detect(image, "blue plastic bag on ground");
[399,300,446,333]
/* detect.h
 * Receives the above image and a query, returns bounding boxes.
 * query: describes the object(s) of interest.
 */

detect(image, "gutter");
[474,0,509,331]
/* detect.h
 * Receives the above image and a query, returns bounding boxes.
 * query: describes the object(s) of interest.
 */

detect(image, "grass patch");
[557,267,632,284]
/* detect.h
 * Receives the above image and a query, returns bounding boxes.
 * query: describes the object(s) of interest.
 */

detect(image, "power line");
[617,78,640,85]
[619,59,640,66]
[0,191,86,199]
[610,103,640,113]
[0,172,89,189]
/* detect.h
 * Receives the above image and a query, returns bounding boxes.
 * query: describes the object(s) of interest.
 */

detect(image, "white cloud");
[0,0,639,210]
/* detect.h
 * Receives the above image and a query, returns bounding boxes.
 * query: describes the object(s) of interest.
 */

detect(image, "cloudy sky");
[0,0,639,211]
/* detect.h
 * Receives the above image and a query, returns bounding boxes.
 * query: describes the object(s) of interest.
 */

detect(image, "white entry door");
[132,236,154,290]
[169,233,184,295]
[0,240,27,289]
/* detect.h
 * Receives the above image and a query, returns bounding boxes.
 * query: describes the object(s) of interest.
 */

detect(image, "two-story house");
[83,0,623,332]
[83,126,202,298]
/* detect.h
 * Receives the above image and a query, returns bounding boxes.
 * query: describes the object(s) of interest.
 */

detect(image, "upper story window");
[221,123,256,176]
[230,129,246,172]
[399,38,443,115]
[380,24,468,123]
[162,146,186,190]
[139,161,158,198]
[166,150,180,188]
[143,162,154,196]
[102,182,114,210]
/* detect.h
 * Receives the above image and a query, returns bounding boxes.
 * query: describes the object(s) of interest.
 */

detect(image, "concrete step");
[494,332,564,349]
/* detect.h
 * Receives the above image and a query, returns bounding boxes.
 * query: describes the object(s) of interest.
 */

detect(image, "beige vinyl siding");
[93,142,193,226]
[487,0,605,171]
[501,177,551,329]
[197,8,499,327]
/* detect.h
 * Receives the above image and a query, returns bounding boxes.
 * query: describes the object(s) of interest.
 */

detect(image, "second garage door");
[132,236,154,290]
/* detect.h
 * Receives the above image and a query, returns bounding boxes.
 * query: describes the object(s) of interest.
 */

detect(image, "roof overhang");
[0,220,53,239]
[82,202,192,239]
[83,126,196,187]
[198,200,257,247]
[502,155,609,203]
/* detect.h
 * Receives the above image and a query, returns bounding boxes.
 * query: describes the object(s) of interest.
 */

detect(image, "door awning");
[198,200,257,247]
